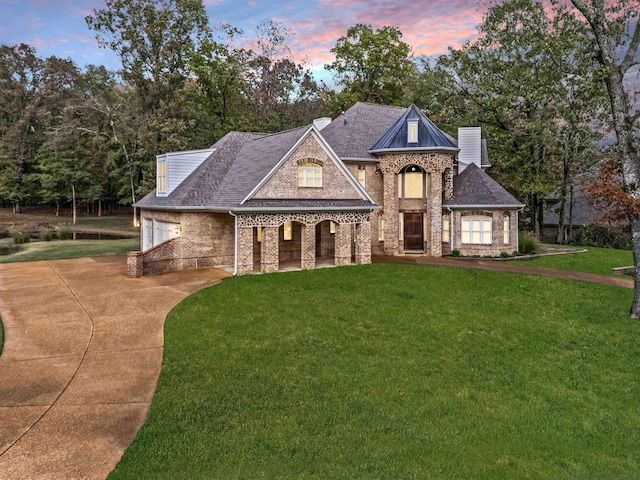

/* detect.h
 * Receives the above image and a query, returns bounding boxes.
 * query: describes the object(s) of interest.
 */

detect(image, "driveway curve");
[0,256,229,480]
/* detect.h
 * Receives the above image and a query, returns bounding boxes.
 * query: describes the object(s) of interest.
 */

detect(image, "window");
[298,163,322,187]
[503,215,510,244]
[398,165,425,198]
[407,119,418,143]
[442,214,450,242]
[330,221,336,234]
[461,216,492,244]
[257,226,263,243]
[357,166,366,188]
[283,221,292,241]
[143,219,153,250]
[147,220,180,248]
[378,217,384,241]
[157,160,166,193]
[398,213,404,241]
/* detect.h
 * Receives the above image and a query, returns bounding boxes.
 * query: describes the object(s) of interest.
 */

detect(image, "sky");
[0,0,487,83]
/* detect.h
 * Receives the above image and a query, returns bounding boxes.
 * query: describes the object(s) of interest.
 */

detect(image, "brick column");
[237,226,254,275]
[429,172,443,257]
[355,221,371,265]
[301,224,316,270]
[334,223,352,266]
[126,251,143,278]
[383,172,399,255]
[261,226,279,273]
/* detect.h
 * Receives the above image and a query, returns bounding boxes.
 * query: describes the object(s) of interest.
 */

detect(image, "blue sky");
[0,0,486,82]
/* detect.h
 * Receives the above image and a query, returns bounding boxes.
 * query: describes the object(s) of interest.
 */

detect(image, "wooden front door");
[404,213,424,251]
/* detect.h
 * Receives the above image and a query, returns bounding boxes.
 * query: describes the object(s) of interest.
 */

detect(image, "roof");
[443,163,523,208]
[370,104,458,152]
[320,102,405,159]
[136,127,311,210]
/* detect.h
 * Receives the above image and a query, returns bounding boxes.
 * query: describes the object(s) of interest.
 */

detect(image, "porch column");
[429,172,443,256]
[237,226,254,275]
[334,223,352,266]
[301,224,316,270]
[383,172,399,255]
[261,226,279,273]
[355,221,371,265]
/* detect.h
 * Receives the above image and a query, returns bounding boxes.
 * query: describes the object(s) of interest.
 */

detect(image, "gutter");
[443,204,525,209]
[369,146,460,155]
[230,205,381,213]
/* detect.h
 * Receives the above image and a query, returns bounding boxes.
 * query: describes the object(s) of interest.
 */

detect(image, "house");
[127,103,524,277]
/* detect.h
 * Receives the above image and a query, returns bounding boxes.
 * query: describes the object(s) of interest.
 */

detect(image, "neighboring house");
[127,103,524,277]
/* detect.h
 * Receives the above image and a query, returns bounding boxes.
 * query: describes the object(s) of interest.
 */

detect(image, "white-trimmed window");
[283,221,292,241]
[408,119,419,143]
[398,165,425,198]
[157,159,166,193]
[357,166,366,188]
[378,217,384,241]
[503,215,510,244]
[442,214,450,242]
[143,220,179,249]
[298,163,322,187]
[461,216,492,245]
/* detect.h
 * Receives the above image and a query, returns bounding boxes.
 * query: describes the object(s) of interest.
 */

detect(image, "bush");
[569,225,632,250]
[58,228,72,240]
[40,230,53,241]
[518,232,540,255]
[10,230,30,245]
[500,251,512,258]
[451,249,460,257]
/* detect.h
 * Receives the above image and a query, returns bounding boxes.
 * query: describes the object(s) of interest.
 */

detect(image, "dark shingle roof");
[320,102,405,159]
[370,104,457,152]
[444,163,523,207]
[136,127,311,209]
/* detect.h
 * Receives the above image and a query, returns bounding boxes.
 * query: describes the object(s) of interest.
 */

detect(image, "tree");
[325,24,417,109]
[565,0,640,316]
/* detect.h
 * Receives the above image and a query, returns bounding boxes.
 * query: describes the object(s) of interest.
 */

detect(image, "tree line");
[0,0,637,246]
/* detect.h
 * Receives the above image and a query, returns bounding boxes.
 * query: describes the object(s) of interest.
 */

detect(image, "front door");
[404,213,424,251]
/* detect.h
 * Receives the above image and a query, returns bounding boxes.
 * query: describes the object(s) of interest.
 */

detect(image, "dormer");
[369,104,458,155]
[156,148,215,197]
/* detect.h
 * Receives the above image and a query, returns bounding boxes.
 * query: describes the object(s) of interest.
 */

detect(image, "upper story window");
[157,159,166,194]
[357,165,366,188]
[398,165,426,199]
[298,162,322,187]
[407,119,419,143]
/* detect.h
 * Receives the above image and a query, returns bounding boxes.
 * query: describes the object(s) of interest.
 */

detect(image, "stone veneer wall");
[450,209,518,257]
[378,152,454,257]
[127,210,234,277]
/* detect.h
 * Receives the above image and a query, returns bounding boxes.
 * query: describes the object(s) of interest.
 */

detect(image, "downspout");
[229,210,238,276]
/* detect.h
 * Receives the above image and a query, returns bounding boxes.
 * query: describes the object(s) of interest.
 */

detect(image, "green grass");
[110,264,640,479]
[513,246,633,276]
[0,238,139,263]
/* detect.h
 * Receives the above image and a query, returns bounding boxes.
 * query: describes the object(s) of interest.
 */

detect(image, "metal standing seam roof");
[443,163,523,208]
[370,104,458,152]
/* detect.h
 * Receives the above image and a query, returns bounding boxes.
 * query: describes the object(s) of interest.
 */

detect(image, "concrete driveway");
[0,256,230,480]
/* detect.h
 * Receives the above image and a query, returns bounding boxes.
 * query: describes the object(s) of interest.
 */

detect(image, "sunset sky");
[0,0,487,82]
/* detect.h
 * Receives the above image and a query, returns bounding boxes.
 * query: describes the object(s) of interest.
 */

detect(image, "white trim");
[241,126,375,205]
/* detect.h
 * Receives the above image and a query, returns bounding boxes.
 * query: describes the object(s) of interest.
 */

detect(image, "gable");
[249,130,366,201]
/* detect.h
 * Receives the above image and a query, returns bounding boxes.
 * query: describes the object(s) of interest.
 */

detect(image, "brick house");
[127,103,523,277]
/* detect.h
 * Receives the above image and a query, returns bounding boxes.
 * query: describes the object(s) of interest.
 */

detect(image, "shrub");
[500,251,512,258]
[10,230,30,245]
[58,228,72,240]
[518,232,540,255]
[451,249,460,257]
[40,230,53,241]
[569,225,632,250]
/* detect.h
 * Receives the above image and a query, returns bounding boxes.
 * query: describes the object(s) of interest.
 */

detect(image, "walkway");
[0,256,230,480]
[372,255,634,289]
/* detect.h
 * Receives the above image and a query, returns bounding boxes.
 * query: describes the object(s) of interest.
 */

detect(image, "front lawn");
[513,246,633,276]
[110,264,639,479]
[0,238,139,263]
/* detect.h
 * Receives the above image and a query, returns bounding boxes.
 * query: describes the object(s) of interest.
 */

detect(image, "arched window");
[461,215,492,244]
[298,163,322,187]
[397,165,426,198]
[503,214,510,244]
